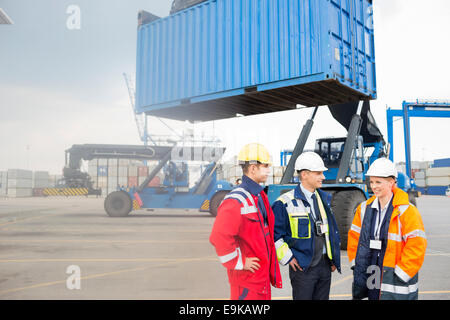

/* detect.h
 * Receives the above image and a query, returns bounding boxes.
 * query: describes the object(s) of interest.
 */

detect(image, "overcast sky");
[1,0,449,174]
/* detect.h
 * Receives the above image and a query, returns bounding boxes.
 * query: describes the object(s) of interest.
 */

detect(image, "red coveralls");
[209,176,282,300]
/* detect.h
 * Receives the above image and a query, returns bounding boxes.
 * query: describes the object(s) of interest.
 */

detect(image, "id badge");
[320,223,328,234]
[370,240,382,250]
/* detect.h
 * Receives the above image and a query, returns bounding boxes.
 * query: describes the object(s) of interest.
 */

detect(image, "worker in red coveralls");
[210,143,282,300]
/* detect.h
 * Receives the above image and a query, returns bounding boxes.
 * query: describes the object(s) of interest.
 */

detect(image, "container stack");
[33,171,50,197]
[7,169,33,198]
[273,166,285,184]
[89,159,164,197]
[0,171,7,197]
[217,157,286,186]
[402,158,450,196]
[410,161,431,190]
[425,158,450,195]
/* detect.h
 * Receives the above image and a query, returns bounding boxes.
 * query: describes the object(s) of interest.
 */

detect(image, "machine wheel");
[209,190,229,217]
[104,191,132,217]
[331,190,366,250]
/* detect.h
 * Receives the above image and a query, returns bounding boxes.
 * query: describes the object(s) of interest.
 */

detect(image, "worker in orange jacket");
[348,158,427,300]
[210,143,282,300]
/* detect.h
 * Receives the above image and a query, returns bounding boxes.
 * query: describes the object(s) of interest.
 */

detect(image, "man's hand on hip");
[243,257,260,273]
[289,257,302,271]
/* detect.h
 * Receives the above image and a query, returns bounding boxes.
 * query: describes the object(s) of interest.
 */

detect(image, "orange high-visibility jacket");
[347,188,427,300]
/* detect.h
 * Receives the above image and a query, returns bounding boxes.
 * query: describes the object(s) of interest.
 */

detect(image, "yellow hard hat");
[237,143,272,165]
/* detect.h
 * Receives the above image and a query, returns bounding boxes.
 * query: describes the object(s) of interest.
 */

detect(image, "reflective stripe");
[233,188,257,207]
[278,190,295,205]
[395,265,412,283]
[286,198,311,239]
[219,248,239,264]
[234,247,243,270]
[403,229,427,241]
[350,224,361,234]
[360,201,367,223]
[398,204,409,216]
[314,190,333,260]
[224,193,258,215]
[388,232,402,242]
[381,283,418,295]
[275,239,293,265]
[240,206,258,214]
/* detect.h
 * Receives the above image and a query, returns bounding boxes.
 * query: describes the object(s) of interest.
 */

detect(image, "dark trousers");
[289,255,332,300]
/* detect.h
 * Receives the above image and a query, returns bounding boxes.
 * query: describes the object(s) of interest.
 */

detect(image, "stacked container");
[32,171,50,197]
[401,158,450,196]
[217,157,285,186]
[7,169,33,197]
[89,159,164,197]
[425,158,450,195]
[273,166,285,184]
[0,171,7,196]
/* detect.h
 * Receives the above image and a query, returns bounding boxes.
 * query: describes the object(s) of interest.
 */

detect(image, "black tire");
[104,191,132,217]
[209,190,229,217]
[331,190,366,250]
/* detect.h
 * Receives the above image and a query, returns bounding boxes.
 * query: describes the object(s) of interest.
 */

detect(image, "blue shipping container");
[98,166,108,177]
[433,158,450,168]
[426,186,448,196]
[136,0,376,121]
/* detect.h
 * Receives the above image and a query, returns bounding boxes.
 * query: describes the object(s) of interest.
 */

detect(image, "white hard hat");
[366,158,398,178]
[294,151,328,172]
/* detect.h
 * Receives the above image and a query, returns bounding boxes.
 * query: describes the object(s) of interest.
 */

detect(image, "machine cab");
[315,136,365,183]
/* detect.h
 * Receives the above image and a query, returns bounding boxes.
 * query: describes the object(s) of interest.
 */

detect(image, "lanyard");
[373,199,389,240]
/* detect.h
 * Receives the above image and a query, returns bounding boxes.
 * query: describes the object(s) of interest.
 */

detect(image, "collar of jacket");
[241,175,264,195]
[293,183,323,201]
[365,187,410,218]
[294,183,308,202]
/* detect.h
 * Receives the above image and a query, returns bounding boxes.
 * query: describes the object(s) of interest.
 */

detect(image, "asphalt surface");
[0,195,448,300]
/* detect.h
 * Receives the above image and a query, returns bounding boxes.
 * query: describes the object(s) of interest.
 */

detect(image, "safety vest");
[275,189,333,264]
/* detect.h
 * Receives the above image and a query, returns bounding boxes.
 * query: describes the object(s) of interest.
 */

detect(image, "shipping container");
[136,0,376,122]
[415,178,426,188]
[426,176,450,187]
[7,188,33,198]
[128,176,138,187]
[138,166,149,177]
[7,169,32,180]
[128,166,138,177]
[98,166,108,177]
[426,167,450,177]
[433,158,450,168]
[7,179,32,189]
[427,186,447,196]
[33,179,50,188]
[33,171,49,180]
[414,171,425,180]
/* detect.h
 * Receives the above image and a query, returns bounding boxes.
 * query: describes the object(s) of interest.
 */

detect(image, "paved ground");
[0,195,448,300]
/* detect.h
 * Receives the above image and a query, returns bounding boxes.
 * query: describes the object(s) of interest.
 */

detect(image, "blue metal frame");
[280,150,293,167]
[121,169,233,211]
[387,100,450,178]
